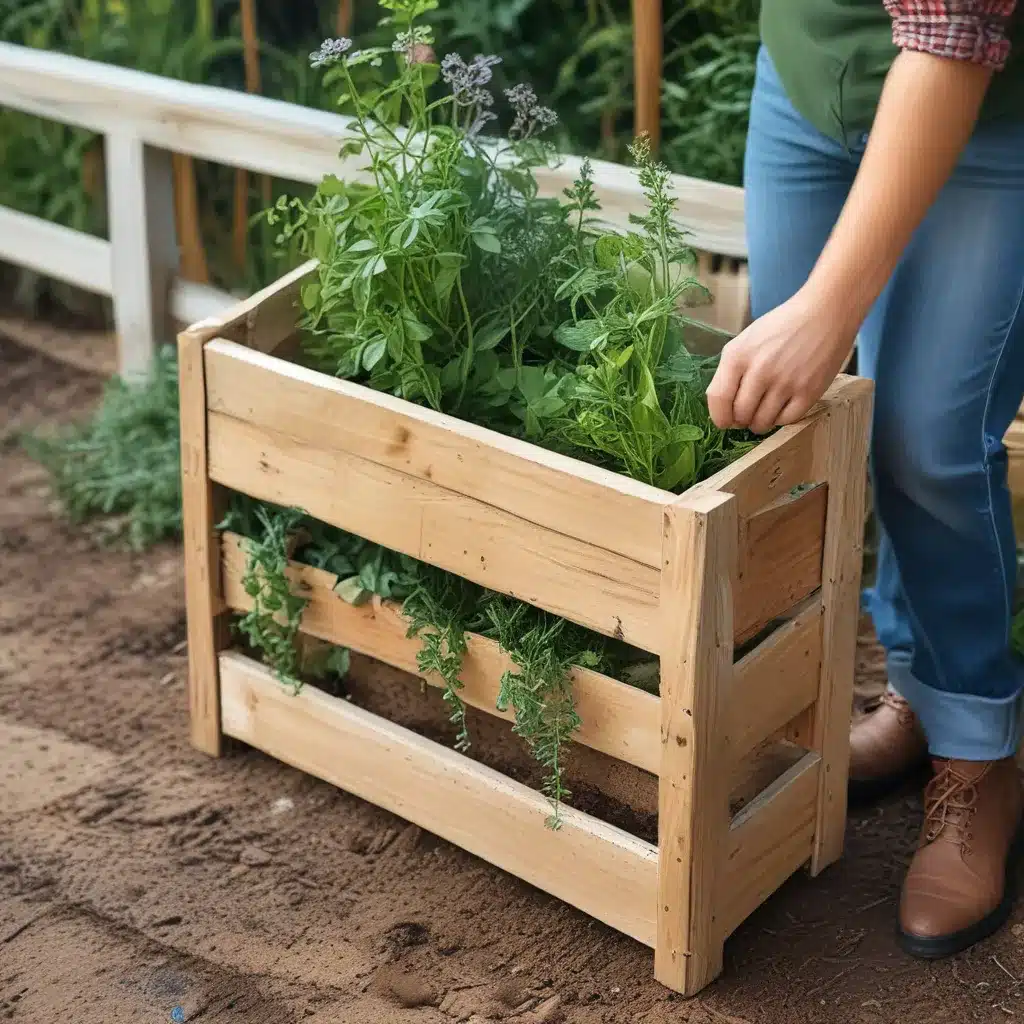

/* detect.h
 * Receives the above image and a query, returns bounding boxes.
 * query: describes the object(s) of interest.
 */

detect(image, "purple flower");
[310,37,353,68]
[441,53,502,108]
[506,83,559,140]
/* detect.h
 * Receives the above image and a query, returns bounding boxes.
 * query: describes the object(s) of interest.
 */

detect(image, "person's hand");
[706,286,854,435]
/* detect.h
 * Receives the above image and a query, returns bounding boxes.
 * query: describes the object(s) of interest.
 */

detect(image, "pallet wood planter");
[179,262,873,997]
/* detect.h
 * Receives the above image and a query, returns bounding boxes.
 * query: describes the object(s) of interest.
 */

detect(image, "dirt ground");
[1,334,1022,1024]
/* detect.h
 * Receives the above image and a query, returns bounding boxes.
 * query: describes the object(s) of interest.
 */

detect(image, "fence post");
[632,0,663,151]
[105,132,178,380]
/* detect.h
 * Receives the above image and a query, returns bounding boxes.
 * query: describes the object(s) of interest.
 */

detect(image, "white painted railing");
[0,40,747,377]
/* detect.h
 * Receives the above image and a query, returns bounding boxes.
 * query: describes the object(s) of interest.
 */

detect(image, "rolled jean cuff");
[889,655,1023,761]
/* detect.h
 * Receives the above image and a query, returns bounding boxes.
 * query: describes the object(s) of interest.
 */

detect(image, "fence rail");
[0,40,747,377]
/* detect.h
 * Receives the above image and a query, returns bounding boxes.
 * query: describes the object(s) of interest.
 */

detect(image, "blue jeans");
[745,47,1024,760]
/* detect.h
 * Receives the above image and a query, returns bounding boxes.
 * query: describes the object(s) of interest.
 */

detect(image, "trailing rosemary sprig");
[220,500,352,693]
[485,597,606,828]
[402,566,486,751]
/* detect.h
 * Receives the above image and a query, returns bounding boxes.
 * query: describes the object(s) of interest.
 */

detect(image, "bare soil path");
[1,334,1022,1024]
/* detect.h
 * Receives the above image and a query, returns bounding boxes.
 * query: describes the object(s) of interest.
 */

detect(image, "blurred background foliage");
[0,0,759,315]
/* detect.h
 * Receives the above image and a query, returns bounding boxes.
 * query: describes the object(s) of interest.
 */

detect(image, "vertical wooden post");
[656,490,736,995]
[178,328,228,756]
[173,153,210,284]
[807,376,873,874]
[632,0,663,151]
[234,0,270,275]
[337,0,354,35]
[106,133,178,380]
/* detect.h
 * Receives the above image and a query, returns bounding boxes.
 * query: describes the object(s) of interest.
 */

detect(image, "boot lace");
[922,761,980,855]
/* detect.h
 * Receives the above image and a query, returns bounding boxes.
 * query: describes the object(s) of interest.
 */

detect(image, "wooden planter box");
[179,262,872,997]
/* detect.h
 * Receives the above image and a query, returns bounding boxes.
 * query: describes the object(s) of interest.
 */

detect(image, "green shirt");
[760,0,1024,143]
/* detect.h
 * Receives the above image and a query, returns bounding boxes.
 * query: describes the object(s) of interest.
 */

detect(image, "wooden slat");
[808,376,873,874]
[178,328,228,755]
[718,752,820,940]
[733,484,827,644]
[656,492,736,995]
[220,651,659,946]
[207,412,663,652]
[220,532,661,774]
[730,740,808,815]
[205,340,673,569]
[0,205,112,295]
[695,414,823,520]
[729,599,823,761]
[185,260,314,349]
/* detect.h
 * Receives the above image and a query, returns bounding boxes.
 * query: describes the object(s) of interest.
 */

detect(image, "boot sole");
[896,823,1024,960]
[847,757,930,809]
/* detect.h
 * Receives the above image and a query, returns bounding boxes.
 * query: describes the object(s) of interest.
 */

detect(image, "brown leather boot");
[848,692,929,805]
[898,757,1024,958]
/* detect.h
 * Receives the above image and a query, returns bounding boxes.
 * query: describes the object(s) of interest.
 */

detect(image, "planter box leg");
[656,492,736,994]
[808,380,873,874]
[178,328,228,756]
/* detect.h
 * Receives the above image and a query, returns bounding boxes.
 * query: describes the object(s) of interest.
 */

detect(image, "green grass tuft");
[23,345,183,550]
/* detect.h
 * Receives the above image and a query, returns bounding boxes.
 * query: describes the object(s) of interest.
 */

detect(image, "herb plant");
[270,1,756,485]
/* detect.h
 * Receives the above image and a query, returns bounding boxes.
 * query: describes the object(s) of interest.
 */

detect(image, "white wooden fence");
[0,40,747,378]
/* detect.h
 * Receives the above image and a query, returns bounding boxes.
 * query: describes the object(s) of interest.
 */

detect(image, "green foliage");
[403,567,484,752]
[486,598,605,827]
[2,0,759,314]
[274,23,755,488]
[23,346,183,549]
[220,498,351,691]
[661,27,758,185]
[549,146,757,488]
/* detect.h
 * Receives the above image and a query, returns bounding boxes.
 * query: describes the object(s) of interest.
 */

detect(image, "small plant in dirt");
[23,346,183,550]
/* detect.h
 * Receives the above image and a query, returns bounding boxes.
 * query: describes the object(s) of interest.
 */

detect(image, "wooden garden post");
[234,0,271,275]
[632,0,663,151]
[337,0,354,36]
[173,0,212,284]
[656,490,736,994]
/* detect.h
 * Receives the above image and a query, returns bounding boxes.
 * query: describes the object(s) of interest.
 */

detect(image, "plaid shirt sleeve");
[883,1,1016,68]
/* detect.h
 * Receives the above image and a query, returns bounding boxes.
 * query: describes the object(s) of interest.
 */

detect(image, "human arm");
[706,3,1014,434]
